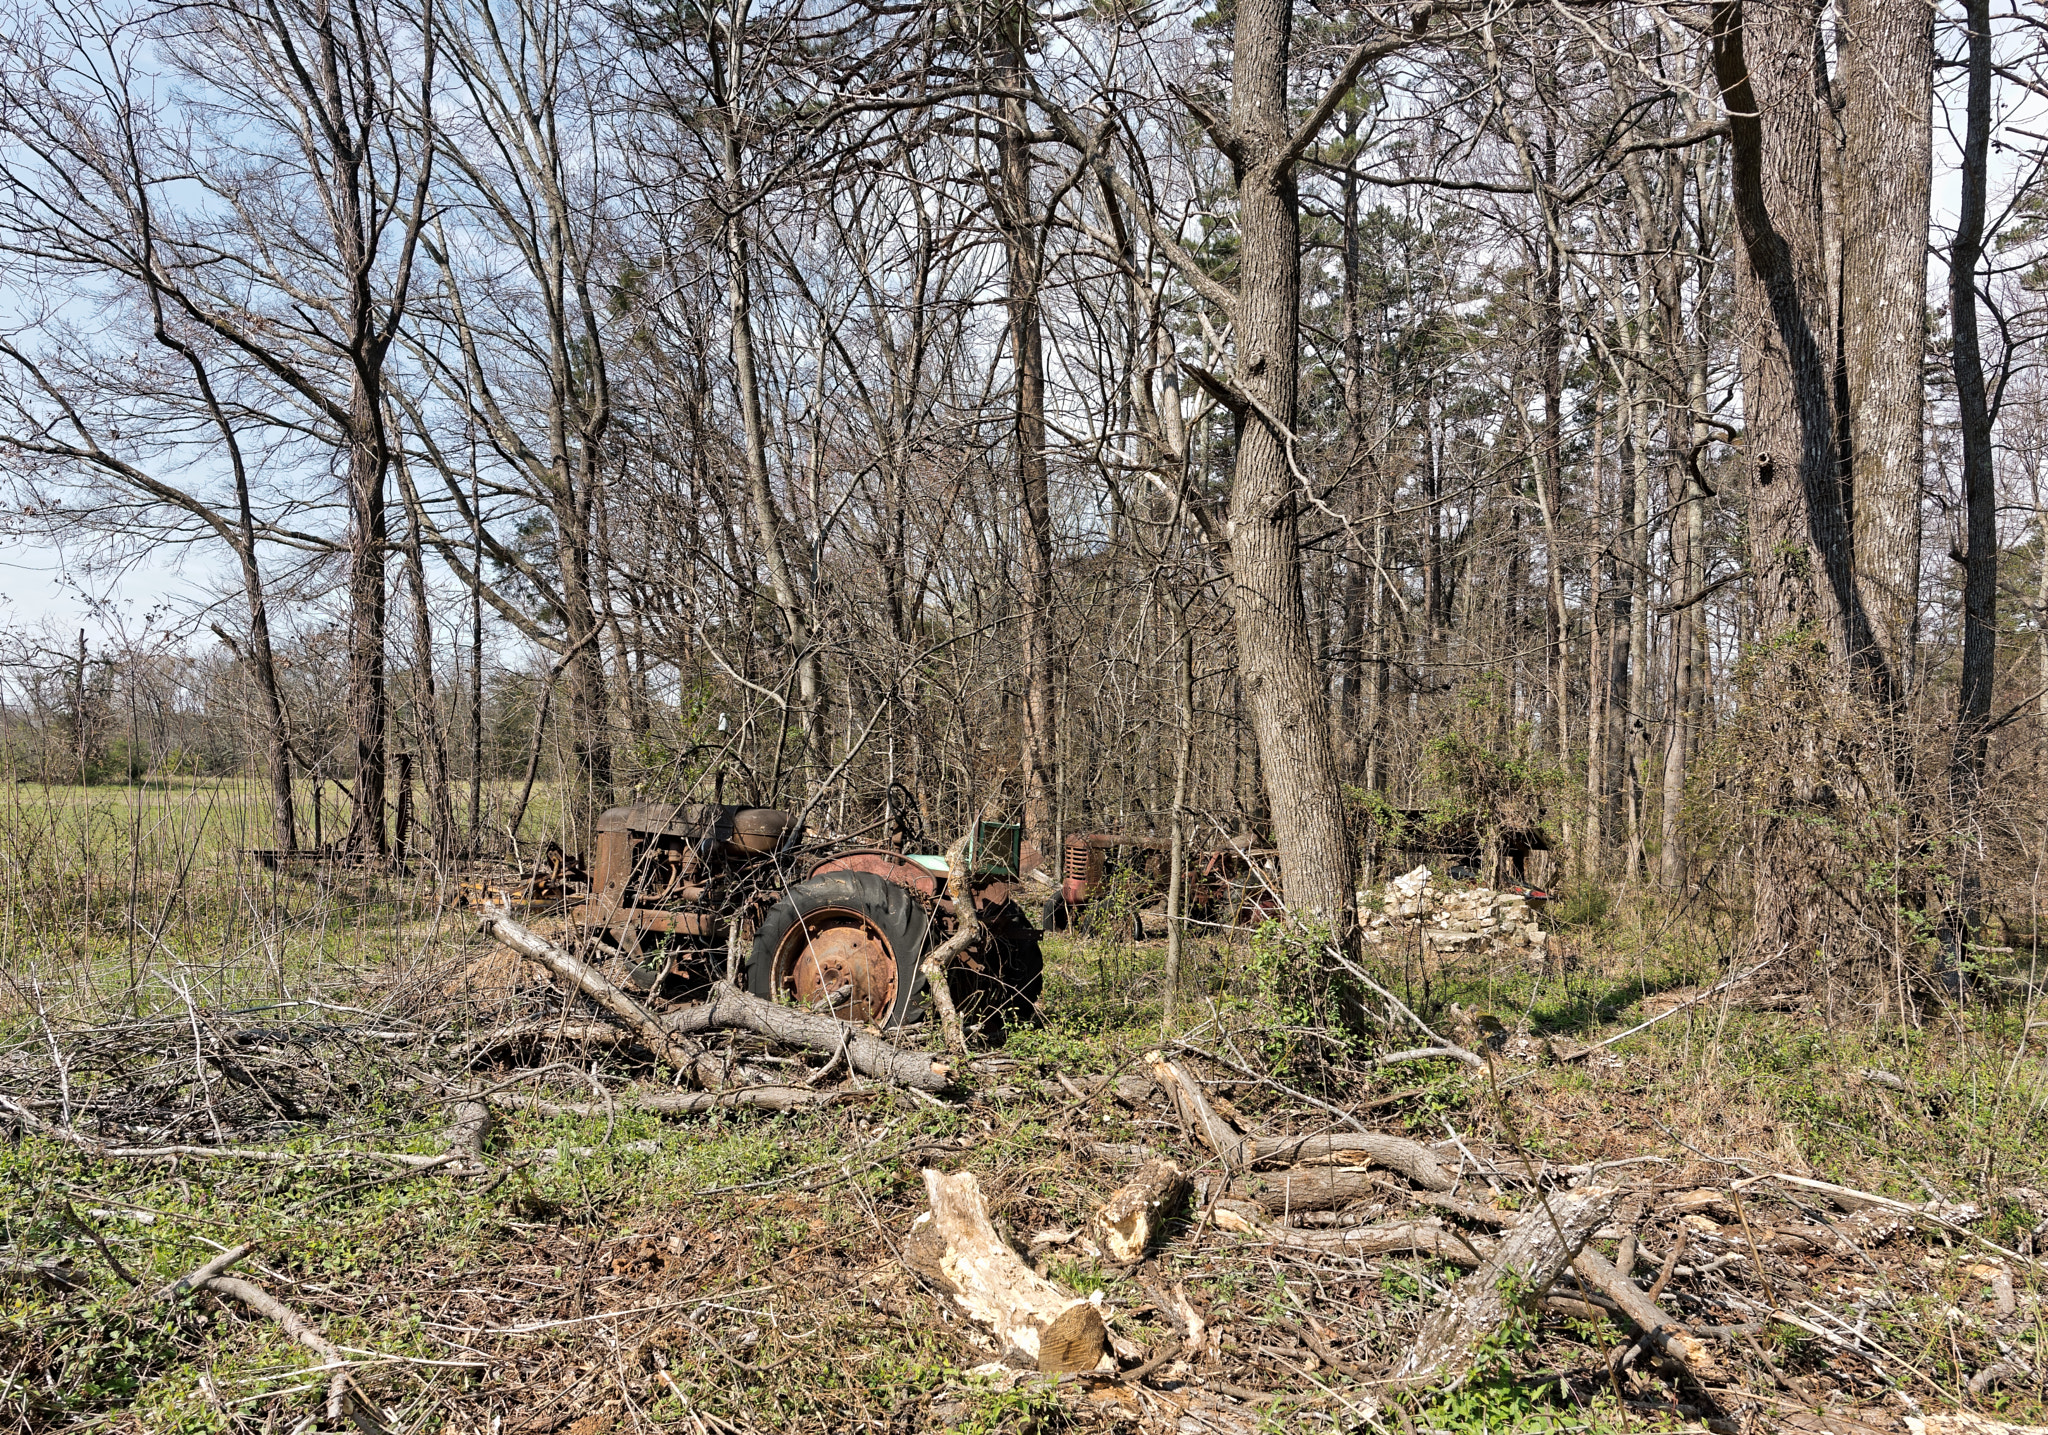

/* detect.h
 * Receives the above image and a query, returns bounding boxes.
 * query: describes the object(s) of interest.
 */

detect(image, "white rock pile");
[1359,864,1547,959]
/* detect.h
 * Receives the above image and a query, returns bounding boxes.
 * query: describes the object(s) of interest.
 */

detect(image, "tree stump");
[1091,1158,1188,1264]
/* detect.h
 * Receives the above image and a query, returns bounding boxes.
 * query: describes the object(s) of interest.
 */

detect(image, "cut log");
[665,984,953,1093]
[1146,1053,1249,1169]
[1570,1244,1726,1383]
[1091,1158,1189,1263]
[907,1168,1108,1373]
[1234,1216,1492,1264]
[1389,1184,1621,1387]
[489,1085,869,1117]
[1231,1164,1387,1214]
[442,1100,492,1167]
[1246,1132,1456,1191]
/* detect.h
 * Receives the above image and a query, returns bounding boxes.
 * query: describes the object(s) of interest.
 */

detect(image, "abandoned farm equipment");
[569,803,1042,1032]
[1042,832,1284,936]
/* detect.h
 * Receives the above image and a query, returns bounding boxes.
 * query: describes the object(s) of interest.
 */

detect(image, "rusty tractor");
[1041,832,1283,937]
[571,802,1041,1032]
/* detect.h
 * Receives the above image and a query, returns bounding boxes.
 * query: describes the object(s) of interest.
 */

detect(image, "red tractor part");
[574,805,1039,1032]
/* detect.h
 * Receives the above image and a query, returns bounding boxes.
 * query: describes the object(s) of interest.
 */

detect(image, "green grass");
[1,849,2043,1430]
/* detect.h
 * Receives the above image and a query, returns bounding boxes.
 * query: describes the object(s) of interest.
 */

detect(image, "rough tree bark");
[1839,0,1933,699]
[1217,0,1371,941]
[996,12,1057,847]
[1706,0,1929,970]
[1388,1184,1619,1387]
[1945,0,1996,981]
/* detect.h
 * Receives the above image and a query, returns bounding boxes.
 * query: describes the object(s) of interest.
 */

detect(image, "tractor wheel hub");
[776,908,897,1023]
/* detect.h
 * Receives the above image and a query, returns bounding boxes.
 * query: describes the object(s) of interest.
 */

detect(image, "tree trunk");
[1947,0,1995,981]
[998,26,1057,849]
[1223,0,1358,941]
[403,494,457,865]
[1162,619,1194,1030]
[717,5,815,771]
[1708,0,1927,968]
[1839,0,1933,701]
[343,374,389,856]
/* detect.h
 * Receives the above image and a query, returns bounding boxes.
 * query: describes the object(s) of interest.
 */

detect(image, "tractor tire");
[980,899,1044,1026]
[1040,895,1070,932]
[747,871,933,1030]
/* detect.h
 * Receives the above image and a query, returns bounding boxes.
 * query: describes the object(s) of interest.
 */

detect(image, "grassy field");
[0,820,2043,1434]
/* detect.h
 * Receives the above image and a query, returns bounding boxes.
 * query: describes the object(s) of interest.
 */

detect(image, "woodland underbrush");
[0,864,2041,1435]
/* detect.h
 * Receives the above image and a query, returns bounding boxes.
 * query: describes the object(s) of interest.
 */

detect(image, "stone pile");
[1359,864,1548,959]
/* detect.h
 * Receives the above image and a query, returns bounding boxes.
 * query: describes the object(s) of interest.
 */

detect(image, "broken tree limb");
[918,837,974,1057]
[664,984,953,1092]
[1388,1184,1622,1388]
[202,1274,389,1434]
[1246,1132,1456,1191]
[162,1242,254,1299]
[488,1084,873,1117]
[1570,1244,1726,1383]
[906,1168,1109,1373]
[1558,948,1788,1061]
[1092,1158,1189,1263]
[488,912,709,1079]
[1227,1215,1492,1264]
[1146,1052,1250,1170]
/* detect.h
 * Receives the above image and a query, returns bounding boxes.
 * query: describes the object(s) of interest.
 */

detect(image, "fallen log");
[1146,1053,1250,1169]
[1570,1244,1726,1383]
[1092,1158,1189,1264]
[488,914,953,1093]
[1245,1132,1456,1192]
[664,984,953,1093]
[1231,1164,1436,1215]
[1389,1184,1621,1388]
[1222,1214,1492,1264]
[489,1085,872,1117]
[904,1168,1109,1373]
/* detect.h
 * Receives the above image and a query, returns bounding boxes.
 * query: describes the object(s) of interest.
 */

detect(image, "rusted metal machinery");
[571,803,1041,1031]
[1042,832,1282,936]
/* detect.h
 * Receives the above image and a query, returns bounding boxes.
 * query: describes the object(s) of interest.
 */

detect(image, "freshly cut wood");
[1389,1185,1621,1387]
[1146,1052,1250,1169]
[1570,1244,1725,1382]
[907,1168,1108,1373]
[666,984,953,1093]
[1092,1158,1189,1263]
[1246,1132,1456,1191]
